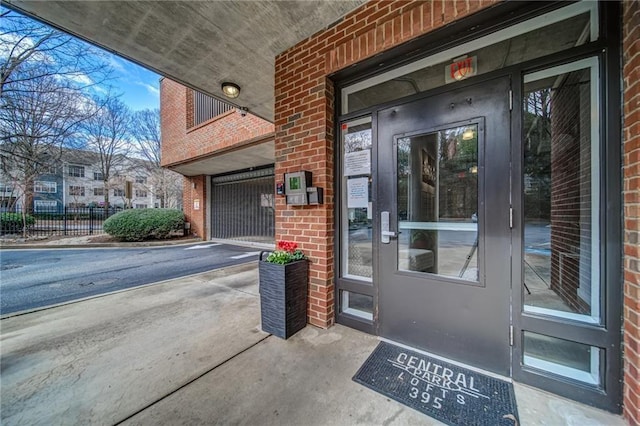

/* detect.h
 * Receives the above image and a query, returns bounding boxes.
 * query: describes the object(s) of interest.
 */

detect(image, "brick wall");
[160,78,187,166]
[160,79,275,168]
[274,0,498,329]
[623,1,640,424]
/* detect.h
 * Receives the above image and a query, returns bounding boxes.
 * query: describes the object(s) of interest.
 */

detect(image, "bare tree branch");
[131,108,182,208]
[1,7,113,98]
[81,95,132,210]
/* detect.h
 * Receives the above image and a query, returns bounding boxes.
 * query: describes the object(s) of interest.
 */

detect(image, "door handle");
[381,211,397,244]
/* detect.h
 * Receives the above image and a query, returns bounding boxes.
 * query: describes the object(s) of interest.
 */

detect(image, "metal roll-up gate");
[211,167,275,244]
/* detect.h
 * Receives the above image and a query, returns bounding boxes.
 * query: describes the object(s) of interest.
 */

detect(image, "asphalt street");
[0,242,263,315]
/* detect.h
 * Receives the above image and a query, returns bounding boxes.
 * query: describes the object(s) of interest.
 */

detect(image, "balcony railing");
[192,90,235,127]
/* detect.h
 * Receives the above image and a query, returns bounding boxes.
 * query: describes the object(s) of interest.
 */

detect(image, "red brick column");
[182,175,206,239]
[623,1,640,423]
[274,0,497,328]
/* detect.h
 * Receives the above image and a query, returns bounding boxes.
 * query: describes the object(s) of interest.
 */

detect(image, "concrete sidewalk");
[0,264,625,425]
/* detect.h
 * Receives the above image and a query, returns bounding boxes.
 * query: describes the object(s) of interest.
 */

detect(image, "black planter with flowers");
[259,241,308,339]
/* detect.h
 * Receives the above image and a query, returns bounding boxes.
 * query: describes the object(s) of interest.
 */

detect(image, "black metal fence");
[0,207,123,237]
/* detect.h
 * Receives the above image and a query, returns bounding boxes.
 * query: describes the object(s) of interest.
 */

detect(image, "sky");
[105,55,161,112]
[1,6,161,113]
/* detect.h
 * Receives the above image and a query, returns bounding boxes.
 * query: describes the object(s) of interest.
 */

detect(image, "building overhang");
[167,138,274,177]
[4,0,365,122]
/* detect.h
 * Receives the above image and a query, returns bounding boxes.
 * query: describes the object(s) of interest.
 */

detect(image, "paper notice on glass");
[347,177,369,208]
[344,150,371,176]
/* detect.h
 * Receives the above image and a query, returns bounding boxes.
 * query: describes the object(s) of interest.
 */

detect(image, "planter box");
[258,257,308,339]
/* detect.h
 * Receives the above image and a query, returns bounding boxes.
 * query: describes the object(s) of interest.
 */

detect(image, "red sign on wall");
[445,56,477,83]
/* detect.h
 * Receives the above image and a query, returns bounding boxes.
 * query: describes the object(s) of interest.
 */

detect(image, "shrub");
[103,208,184,241]
[1,212,36,233]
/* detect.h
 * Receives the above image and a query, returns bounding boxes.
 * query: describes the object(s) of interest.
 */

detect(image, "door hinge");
[509,89,513,111]
[510,325,514,346]
[509,207,513,229]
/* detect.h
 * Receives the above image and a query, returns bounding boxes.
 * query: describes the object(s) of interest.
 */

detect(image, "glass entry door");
[376,77,512,375]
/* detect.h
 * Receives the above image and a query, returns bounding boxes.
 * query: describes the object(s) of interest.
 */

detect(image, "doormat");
[353,342,519,426]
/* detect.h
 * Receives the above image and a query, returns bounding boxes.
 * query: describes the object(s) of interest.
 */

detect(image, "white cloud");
[137,82,159,96]
[108,56,128,74]
[67,72,93,85]
[0,33,52,64]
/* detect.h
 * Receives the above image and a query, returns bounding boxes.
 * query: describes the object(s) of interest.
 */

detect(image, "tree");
[0,67,93,235]
[0,7,112,234]
[131,108,182,208]
[1,8,111,101]
[81,95,132,211]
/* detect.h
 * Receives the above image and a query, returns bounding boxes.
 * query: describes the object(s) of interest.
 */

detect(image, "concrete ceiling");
[5,0,366,122]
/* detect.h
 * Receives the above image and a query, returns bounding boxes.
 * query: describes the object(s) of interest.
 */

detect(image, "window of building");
[135,176,147,184]
[69,185,85,196]
[340,117,373,282]
[522,57,601,324]
[342,2,597,114]
[94,187,105,196]
[34,181,57,193]
[135,204,148,209]
[113,188,124,197]
[34,200,57,212]
[0,183,13,193]
[341,291,374,321]
[40,165,57,174]
[135,189,147,198]
[68,165,85,177]
[94,172,104,181]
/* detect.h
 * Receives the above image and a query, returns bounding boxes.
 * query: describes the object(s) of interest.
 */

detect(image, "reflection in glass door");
[517,57,607,392]
[522,58,600,325]
[396,123,480,281]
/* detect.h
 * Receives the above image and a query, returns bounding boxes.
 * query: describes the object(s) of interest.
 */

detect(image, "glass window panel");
[341,291,373,320]
[523,331,600,385]
[344,3,595,114]
[341,118,373,281]
[522,58,600,323]
[397,124,479,281]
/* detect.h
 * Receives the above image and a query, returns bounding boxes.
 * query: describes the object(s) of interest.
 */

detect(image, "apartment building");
[1,149,182,211]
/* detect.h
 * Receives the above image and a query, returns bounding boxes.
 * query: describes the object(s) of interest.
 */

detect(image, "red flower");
[277,240,298,253]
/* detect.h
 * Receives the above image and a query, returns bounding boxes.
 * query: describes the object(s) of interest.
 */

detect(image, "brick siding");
[623,1,640,424]
[182,175,206,239]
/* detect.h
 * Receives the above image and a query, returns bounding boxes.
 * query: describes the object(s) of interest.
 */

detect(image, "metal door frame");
[334,0,621,413]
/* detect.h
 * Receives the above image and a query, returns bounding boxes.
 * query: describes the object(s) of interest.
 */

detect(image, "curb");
[0,238,203,250]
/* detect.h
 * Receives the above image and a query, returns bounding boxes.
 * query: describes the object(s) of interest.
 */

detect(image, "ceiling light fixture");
[221,82,240,99]
[462,128,475,140]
